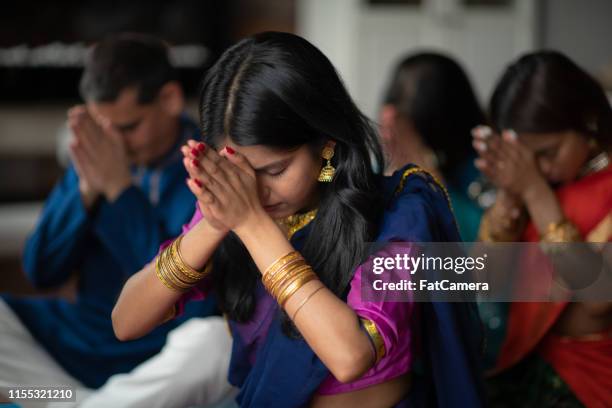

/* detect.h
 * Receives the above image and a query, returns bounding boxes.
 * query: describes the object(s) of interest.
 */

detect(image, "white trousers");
[0,299,236,408]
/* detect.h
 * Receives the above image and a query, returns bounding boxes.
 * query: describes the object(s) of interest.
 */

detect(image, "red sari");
[493,165,612,407]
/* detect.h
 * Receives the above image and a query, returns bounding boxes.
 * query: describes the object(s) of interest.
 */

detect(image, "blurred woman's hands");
[472,127,546,201]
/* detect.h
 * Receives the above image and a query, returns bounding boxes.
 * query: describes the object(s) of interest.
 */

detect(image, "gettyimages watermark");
[360,242,612,302]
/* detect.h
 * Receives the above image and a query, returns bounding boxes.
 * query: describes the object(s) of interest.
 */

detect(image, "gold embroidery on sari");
[360,318,386,364]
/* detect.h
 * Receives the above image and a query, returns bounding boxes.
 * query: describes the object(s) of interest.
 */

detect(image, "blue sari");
[229,164,485,407]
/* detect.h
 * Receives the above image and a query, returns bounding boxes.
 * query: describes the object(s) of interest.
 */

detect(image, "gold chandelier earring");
[318,146,336,183]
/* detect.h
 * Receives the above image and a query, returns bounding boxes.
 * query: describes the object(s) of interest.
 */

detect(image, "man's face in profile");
[87,84,183,165]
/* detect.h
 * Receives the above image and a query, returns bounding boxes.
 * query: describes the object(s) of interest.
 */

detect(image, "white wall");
[297,0,537,119]
[541,0,612,81]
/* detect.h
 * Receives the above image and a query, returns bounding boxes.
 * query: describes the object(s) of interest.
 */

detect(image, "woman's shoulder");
[379,164,461,242]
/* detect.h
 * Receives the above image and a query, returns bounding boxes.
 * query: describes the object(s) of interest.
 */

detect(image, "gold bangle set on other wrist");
[155,235,210,292]
[262,251,319,307]
[539,219,582,255]
[540,219,582,243]
[478,212,521,242]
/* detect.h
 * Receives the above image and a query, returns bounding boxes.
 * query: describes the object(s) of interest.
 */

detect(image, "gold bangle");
[277,269,317,307]
[155,252,183,292]
[268,263,310,298]
[478,212,518,242]
[540,219,582,243]
[271,264,312,302]
[155,237,209,292]
[263,257,305,289]
[171,236,209,280]
[263,251,303,278]
[291,284,325,320]
[163,243,195,288]
[161,250,192,290]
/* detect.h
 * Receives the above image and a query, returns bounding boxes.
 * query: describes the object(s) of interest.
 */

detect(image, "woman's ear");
[158,81,184,117]
[379,104,398,142]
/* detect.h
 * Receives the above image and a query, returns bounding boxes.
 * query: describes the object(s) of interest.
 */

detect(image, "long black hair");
[490,50,612,149]
[199,31,385,323]
[382,52,485,176]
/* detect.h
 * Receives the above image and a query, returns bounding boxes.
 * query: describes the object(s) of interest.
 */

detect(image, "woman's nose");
[257,181,271,202]
[538,158,553,178]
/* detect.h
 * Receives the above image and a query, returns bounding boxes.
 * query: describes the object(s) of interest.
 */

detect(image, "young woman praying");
[112,32,483,408]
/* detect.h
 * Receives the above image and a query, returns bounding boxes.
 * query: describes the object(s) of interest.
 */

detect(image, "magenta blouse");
[169,204,419,395]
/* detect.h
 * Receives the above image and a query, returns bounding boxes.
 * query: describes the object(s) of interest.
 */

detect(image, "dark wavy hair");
[490,50,612,149]
[79,33,176,104]
[198,32,385,323]
[382,52,485,176]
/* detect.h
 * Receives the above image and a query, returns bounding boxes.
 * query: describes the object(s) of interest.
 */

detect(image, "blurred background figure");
[0,34,231,407]
[476,51,612,407]
[379,52,485,241]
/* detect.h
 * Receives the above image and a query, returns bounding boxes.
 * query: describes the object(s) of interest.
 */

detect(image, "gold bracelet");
[540,219,582,243]
[263,257,305,289]
[539,219,582,255]
[172,236,209,279]
[155,251,184,292]
[277,268,318,307]
[478,212,518,242]
[160,247,193,290]
[263,251,303,278]
[155,236,212,292]
[291,284,325,320]
[268,263,310,298]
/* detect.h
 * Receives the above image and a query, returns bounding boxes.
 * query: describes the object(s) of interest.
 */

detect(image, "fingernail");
[480,126,492,139]
[504,130,518,142]
[194,179,203,188]
[192,159,199,167]
[472,125,492,140]
[197,143,206,152]
[191,148,199,157]
[473,141,487,152]
[225,146,235,155]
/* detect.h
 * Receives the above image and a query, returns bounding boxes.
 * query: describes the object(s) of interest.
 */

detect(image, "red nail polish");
[194,179,203,188]
[191,148,199,157]
[192,159,199,167]
[197,143,206,152]
[226,146,235,155]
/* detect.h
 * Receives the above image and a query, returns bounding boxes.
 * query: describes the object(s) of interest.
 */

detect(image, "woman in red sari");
[473,51,612,407]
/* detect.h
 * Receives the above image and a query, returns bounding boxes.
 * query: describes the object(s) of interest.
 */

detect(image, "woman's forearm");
[236,215,375,383]
[522,179,565,233]
[112,261,181,340]
[112,218,227,341]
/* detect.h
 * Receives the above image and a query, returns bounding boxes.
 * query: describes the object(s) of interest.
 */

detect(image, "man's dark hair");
[79,33,177,104]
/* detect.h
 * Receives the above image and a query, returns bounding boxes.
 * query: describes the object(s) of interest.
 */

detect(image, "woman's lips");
[264,203,282,212]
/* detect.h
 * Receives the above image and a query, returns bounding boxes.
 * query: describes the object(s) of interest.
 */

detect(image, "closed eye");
[268,168,286,178]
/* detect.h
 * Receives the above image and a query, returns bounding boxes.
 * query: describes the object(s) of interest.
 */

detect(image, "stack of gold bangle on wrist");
[155,235,210,292]
[541,219,581,242]
[262,251,318,307]
[539,219,582,255]
[478,211,523,242]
